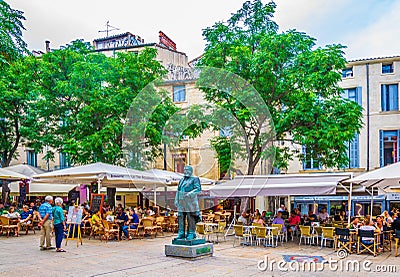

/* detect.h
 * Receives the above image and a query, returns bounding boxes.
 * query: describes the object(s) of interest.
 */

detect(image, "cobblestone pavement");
[0,232,399,277]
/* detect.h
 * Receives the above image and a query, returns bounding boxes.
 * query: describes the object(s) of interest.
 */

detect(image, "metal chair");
[196,223,213,242]
[320,227,335,248]
[215,221,226,242]
[299,225,317,246]
[233,225,252,247]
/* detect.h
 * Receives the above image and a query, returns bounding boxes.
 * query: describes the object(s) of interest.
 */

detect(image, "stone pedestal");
[165,239,213,258]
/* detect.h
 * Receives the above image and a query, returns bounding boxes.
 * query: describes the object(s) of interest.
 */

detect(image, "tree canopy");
[198,0,363,174]
[0,0,27,68]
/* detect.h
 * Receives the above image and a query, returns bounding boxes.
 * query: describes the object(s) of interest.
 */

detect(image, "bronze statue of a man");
[174,165,201,240]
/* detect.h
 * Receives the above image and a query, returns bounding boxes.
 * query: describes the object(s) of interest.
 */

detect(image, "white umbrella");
[342,162,400,216]
[0,167,29,180]
[3,164,45,177]
[32,162,168,189]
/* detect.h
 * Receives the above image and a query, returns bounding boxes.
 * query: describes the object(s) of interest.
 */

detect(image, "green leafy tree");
[29,40,172,166]
[0,0,27,68]
[0,57,39,167]
[199,0,363,174]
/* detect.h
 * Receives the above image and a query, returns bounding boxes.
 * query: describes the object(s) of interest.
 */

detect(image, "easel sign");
[65,206,83,247]
[91,194,105,212]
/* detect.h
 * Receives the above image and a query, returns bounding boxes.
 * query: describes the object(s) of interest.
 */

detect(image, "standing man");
[38,195,54,250]
[174,165,201,240]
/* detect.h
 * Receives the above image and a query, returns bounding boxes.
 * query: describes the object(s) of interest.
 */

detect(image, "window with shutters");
[381,84,398,111]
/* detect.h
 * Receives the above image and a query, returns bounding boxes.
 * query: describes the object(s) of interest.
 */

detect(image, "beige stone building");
[285,56,400,174]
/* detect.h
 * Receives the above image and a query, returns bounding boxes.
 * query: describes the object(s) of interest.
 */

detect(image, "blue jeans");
[121,225,129,238]
[54,223,64,248]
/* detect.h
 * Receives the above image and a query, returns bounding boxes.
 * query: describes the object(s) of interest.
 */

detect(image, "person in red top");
[287,210,301,239]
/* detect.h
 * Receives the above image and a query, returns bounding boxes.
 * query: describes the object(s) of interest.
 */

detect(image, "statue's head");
[183,165,193,177]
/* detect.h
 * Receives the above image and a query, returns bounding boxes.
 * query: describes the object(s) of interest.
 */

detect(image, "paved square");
[0,233,398,276]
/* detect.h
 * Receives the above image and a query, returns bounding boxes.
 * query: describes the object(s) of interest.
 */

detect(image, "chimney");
[45,40,50,53]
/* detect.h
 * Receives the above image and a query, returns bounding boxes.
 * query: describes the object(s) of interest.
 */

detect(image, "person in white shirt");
[318,208,329,222]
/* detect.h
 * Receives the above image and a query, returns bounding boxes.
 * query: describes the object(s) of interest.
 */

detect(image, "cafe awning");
[32,162,168,189]
[210,173,352,197]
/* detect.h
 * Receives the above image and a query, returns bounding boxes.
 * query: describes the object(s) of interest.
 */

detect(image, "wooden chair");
[357,229,378,256]
[321,227,335,248]
[128,221,142,239]
[233,225,252,247]
[102,220,120,242]
[382,229,392,252]
[0,216,18,237]
[141,218,157,238]
[20,216,36,235]
[80,220,91,237]
[335,228,353,254]
[88,219,103,241]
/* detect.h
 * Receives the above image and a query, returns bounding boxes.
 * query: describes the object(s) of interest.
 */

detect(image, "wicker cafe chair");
[20,218,36,235]
[335,228,353,254]
[0,216,18,237]
[102,220,120,243]
[88,219,103,241]
[357,229,378,256]
[168,216,178,233]
[321,227,335,248]
[128,221,142,240]
[233,225,252,247]
[141,218,157,238]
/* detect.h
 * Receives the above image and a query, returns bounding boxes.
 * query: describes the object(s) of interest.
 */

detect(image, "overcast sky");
[12,0,400,61]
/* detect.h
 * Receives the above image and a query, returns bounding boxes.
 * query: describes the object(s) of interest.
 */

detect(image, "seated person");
[6,206,20,236]
[287,210,300,238]
[333,211,342,221]
[304,210,317,226]
[272,211,286,232]
[91,209,103,233]
[19,204,33,227]
[115,208,129,239]
[360,217,381,251]
[252,215,265,226]
[237,212,249,225]
[347,217,360,229]
[392,214,400,238]
[128,208,140,229]
[318,208,329,222]
[6,206,20,220]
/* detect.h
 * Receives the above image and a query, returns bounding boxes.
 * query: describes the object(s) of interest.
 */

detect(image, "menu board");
[90,194,105,212]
